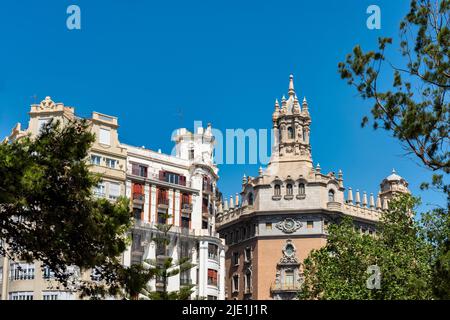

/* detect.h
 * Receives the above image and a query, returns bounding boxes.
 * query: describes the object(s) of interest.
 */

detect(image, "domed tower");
[267,74,313,177]
[379,169,410,201]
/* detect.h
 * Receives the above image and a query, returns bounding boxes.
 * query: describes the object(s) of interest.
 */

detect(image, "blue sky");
[0,0,446,213]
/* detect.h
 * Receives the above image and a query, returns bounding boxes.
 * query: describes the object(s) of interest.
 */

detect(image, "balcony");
[327,201,342,211]
[133,193,145,204]
[157,197,169,209]
[181,203,193,216]
[270,282,301,293]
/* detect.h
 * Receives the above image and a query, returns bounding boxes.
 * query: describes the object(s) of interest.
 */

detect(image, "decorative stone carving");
[39,96,55,110]
[279,240,300,264]
[276,218,302,234]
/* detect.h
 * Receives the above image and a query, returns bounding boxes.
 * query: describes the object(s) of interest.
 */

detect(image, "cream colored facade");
[0,97,127,300]
[215,75,410,300]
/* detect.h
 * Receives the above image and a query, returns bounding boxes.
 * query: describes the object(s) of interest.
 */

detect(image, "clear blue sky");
[0,0,446,213]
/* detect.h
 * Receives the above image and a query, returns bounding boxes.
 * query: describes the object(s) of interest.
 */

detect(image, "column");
[219,247,226,300]
[198,240,208,298]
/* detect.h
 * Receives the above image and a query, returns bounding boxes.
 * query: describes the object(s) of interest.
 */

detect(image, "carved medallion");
[275,218,302,233]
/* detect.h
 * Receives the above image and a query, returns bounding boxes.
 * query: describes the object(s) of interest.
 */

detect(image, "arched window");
[287,127,294,139]
[274,184,281,196]
[298,183,305,195]
[302,128,306,142]
[328,189,335,202]
[286,184,293,196]
[248,193,254,206]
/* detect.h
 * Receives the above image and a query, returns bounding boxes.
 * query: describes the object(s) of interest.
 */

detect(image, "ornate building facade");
[215,75,410,300]
[1,97,127,300]
[0,97,225,300]
[121,125,226,300]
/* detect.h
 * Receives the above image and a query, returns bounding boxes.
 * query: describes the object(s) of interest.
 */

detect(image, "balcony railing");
[133,193,145,202]
[180,278,193,286]
[270,282,301,292]
[157,197,169,207]
[181,203,193,212]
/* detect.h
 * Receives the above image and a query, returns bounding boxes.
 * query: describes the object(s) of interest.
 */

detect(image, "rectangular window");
[0,267,2,282]
[9,291,33,300]
[189,149,195,160]
[132,163,147,178]
[232,275,239,293]
[285,270,294,288]
[307,221,314,229]
[207,269,218,286]
[245,247,252,262]
[108,182,120,200]
[181,217,190,229]
[266,222,272,230]
[43,266,55,280]
[208,244,218,261]
[133,208,142,220]
[94,182,106,198]
[105,158,117,169]
[9,263,35,281]
[232,252,240,266]
[99,128,111,145]
[43,293,58,300]
[90,155,101,165]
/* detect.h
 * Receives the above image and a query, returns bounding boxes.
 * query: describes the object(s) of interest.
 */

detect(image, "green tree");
[140,212,196,300]
[0,119,132,297]
[299,194,433,300]
[338,0,449,298]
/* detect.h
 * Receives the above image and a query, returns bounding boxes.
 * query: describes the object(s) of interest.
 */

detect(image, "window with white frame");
[43,266,55,280]
[232,275,239,293]
[10,263,35,280]
[245,271,252,293]
[108,182,120,200]
[0,267,3,282]
[90,155,101,165]
[99,128,111,145]
[94,182,106,198]
[42,291,74,300]
[9,291,34,300]
[244,247,252,262]
[105,158,117,169]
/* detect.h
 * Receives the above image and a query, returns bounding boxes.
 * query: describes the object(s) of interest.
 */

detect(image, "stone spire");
[369,193,375,208]
[242,174,247,185]
[338,169,343,180]
[223,199,229,211]
[288,74,295,97]
[258,166,263,176]
[376,192,382,209]
[293,94,301,114]
[362,191,368,207]
[355,189,361,206]
[235,193,240,207]
[347,187,353,204]
[229,195,234,209]
[272,99,280,122]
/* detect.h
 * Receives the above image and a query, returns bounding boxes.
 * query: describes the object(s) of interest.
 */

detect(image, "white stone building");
[122,124,226,300]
